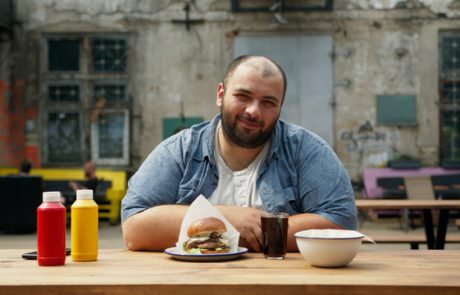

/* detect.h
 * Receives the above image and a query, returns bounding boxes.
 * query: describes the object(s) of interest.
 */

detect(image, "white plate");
[164,247,248,262]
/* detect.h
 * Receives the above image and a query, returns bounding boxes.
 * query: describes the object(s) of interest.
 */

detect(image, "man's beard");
[220,106,277,149]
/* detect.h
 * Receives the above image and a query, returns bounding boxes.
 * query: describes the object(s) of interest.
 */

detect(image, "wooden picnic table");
[356,199,460,249]
[1,249,460,295]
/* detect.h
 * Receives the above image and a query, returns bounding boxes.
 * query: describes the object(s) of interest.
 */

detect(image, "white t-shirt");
[209,123,269,210]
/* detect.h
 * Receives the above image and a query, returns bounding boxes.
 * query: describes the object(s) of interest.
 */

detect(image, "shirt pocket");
[271,185,300,214]
[176,186,197,204]
[177,163,215,203]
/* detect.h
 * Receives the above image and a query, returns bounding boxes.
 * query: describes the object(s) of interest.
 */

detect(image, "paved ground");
[1,217,459,251]
[0,222,125,250]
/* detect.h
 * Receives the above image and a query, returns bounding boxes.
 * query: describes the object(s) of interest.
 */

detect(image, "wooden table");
[1,249,460,295]
[356,199,460,249]
[362,167,460,198]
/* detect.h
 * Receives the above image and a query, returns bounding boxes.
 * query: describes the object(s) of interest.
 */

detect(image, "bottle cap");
[43,191,61,203]
[76,189,94,200]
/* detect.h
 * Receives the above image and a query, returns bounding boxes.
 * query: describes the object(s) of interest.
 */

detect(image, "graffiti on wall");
[339,121,399,167]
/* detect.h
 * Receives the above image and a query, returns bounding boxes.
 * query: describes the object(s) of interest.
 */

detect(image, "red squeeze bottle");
[37,191,66,266]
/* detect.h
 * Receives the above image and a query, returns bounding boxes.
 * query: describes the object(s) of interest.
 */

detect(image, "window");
[91,38,127,72]
[91,110,129,165]
[42,34,130,166]
[440,32,460,162]
[48,39,80,71]
[46,111,82,164]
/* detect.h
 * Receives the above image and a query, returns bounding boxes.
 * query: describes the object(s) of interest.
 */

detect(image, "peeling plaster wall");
[348,0,459,12]
[13,0,231,169]
[348,0,407,9]
[332,8,460,179]
[419,0,460,17]
[8,0,460,179]
[132,21,228,157]
[334,17,426,179]
[0,32,12,166]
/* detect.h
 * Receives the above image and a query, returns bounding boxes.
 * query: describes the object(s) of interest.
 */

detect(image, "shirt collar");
[200,114,221,165]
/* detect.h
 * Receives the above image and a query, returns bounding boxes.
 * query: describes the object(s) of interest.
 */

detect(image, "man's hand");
[216,205,264,252]
[69,181,80,191]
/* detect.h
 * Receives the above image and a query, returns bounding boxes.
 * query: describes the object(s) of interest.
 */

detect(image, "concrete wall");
[4,0,460,180]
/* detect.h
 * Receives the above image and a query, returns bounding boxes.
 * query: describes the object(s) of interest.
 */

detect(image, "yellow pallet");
[0,167,126,224]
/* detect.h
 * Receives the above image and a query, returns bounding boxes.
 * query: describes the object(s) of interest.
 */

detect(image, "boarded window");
[376,95,417,126]
[48,39,80,71]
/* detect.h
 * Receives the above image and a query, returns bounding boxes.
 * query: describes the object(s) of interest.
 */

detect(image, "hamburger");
[183,217,230,254]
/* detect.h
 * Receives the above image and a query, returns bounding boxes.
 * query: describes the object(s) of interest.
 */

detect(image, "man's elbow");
[122,216,151,251]
[122,220,141,251]
[122,213,168,251]
[123,235,142,251]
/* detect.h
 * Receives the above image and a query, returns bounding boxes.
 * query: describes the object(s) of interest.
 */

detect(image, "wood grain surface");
[0,249,460,295]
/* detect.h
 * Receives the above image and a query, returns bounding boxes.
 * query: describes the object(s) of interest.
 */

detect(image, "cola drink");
[261,212,289,259]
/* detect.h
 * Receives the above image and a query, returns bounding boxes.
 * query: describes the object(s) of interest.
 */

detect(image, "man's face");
[84,163,94,177]
[216,60,284,148]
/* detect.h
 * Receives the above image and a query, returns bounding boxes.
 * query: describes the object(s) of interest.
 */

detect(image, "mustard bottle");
[71,189,98,261]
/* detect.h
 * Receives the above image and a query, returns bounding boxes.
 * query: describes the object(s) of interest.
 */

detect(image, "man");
[69,161,99,192]
[18,160,32,175]
[121,55,357,252]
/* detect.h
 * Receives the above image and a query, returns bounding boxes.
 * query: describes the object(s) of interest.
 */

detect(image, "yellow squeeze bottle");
[71,189,98,261]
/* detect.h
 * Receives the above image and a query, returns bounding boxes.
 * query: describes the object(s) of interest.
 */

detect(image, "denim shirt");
[121,114,357,230]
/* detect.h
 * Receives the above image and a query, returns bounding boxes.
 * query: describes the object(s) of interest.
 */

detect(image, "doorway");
[234,34,334,146]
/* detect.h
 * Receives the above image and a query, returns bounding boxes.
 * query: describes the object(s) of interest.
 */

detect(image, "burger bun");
[187,217,227,238]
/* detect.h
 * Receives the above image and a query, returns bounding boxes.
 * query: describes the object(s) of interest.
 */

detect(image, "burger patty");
[185,232,229,250]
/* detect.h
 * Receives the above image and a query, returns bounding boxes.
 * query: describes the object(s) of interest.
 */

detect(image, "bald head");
[223,55,287,100]
[84,161,96,178]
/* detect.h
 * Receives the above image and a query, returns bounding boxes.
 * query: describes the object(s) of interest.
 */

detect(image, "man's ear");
[216,83,224,107]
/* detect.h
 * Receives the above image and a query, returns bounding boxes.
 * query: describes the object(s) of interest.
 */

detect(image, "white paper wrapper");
[176,195,240,254]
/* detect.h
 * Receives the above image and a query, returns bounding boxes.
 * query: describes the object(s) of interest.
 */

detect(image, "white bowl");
[295,229,364,268]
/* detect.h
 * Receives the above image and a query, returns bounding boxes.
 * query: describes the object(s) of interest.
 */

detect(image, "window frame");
[91,109,130,166]
[42,108,85,166]
[40,33,131,167]
[439,31,460,162]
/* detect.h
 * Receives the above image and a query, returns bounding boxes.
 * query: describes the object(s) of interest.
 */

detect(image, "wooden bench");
[363,232,460,249]
[0,168,126,224]
[43,180,112,199]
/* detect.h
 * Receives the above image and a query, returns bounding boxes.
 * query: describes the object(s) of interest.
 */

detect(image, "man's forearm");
[123,204,265,252]
[287,213,342,251]
[122,205,189,251]
[122,205,341,252]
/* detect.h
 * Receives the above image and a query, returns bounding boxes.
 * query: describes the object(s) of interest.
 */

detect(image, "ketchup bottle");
[37,191,66,266]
